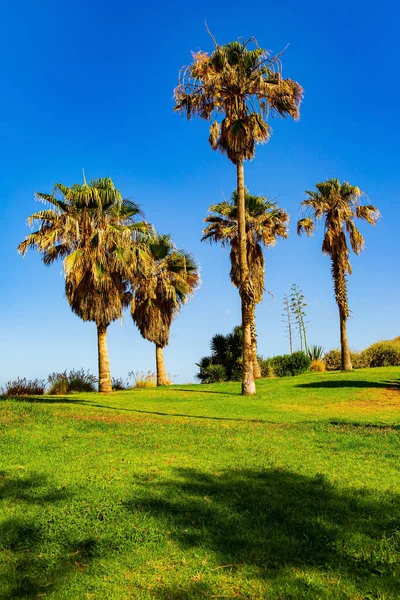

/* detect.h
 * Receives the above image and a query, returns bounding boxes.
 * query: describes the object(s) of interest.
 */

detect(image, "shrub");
[258,358,276,378]
[129,371,157,389]
[1,377,46,396]
[199,364,227,384]
[307,345,324,360]
[350,351,370,369]
[309,359,326,372]
[361,341,400,368]
[112,377,130,391]
[196,326,242,382]
[48,369,97,394]
[269,352,311,377]
[324,349,341,371]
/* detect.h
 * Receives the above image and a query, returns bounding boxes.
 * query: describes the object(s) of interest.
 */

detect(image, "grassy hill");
[1,367,399,599]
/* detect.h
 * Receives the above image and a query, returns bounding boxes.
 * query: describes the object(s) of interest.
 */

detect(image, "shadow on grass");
[0,396,266,423]
[296,378,400,390]
[126,467,400,598]
[0,473,99,599]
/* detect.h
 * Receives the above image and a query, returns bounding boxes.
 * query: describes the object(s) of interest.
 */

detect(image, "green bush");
[200,364,227,384]
[1,377,46,396]
[269,352,311,377]
[361,341,400,368]
[48,369,97,394]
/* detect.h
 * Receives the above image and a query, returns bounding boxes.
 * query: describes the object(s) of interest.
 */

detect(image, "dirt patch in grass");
[326,387,400,416]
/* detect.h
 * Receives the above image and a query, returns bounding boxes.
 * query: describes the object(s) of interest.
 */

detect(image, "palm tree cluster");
[19,178,200,392]
[18,33,380,395]
[175,33,379,388]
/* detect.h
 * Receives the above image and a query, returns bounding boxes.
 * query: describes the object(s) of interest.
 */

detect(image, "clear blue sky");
[1,0,399,384]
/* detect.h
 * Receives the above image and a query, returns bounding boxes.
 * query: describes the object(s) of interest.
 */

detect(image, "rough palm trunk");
[97,325,112,393]
[339,308,352,370]
[251,308,261,379]
[237,161,256,395]
[156,344,170,386]
[333,259,352,371]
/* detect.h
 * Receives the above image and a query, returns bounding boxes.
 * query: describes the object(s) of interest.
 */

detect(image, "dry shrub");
[129,370,157,389]
[309,359,326,372]
[324,349,341,371]
[1,378,46,396]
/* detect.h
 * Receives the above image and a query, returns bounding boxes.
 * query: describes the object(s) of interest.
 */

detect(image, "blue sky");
[1,0,399,384]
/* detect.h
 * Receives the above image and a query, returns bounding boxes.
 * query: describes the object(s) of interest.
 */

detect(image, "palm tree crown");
[174,38,303,164]
[202,188,289,302]
[131,234,200,348]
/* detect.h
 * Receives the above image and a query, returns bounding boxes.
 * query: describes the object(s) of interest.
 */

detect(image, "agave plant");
[307,345,324,361]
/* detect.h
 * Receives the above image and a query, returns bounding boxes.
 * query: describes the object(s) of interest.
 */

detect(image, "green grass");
[0,367,399,599]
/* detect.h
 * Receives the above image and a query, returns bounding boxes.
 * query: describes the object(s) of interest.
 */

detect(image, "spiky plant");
[131,234,200,386]
[174,35,302,395]
[307,345,324,361]
[297,178,380,370]
[18,177,149,392]
[202,188,288,378]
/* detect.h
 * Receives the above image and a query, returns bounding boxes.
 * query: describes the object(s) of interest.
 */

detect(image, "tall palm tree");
[131,234,200,386]
[18,177,148,392]
[297,178,380,370]
[202,189,289,378]
[174,36,302,394]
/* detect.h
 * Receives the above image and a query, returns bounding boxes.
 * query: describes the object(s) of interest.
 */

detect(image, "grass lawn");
[0,367,399,599]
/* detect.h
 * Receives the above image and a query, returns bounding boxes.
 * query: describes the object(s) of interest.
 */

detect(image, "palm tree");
[18,177,148,392]
[174,36,302,394]
[297,178,380,370]
[131,234,200,386]
[202,189,289,378]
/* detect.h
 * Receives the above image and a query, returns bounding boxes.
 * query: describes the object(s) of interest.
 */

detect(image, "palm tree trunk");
[156,344,170,386]
[339,308,352,370]
[237,161,256,395]
[251,307,261,379]
[97,325,112,393]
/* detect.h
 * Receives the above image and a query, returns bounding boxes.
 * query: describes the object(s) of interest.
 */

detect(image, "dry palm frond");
[202,188,288,305]
[19,177,150,329]
[174,37,303,164]
[131,234,200,348]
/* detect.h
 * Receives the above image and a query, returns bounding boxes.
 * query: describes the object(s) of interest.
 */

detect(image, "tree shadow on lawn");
[0,473,98,599]
[0,396,267,423]
[125,467,400,598]
[296,378,400,390]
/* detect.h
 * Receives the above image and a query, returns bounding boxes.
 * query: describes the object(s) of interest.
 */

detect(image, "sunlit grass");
[0,367,399,599]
